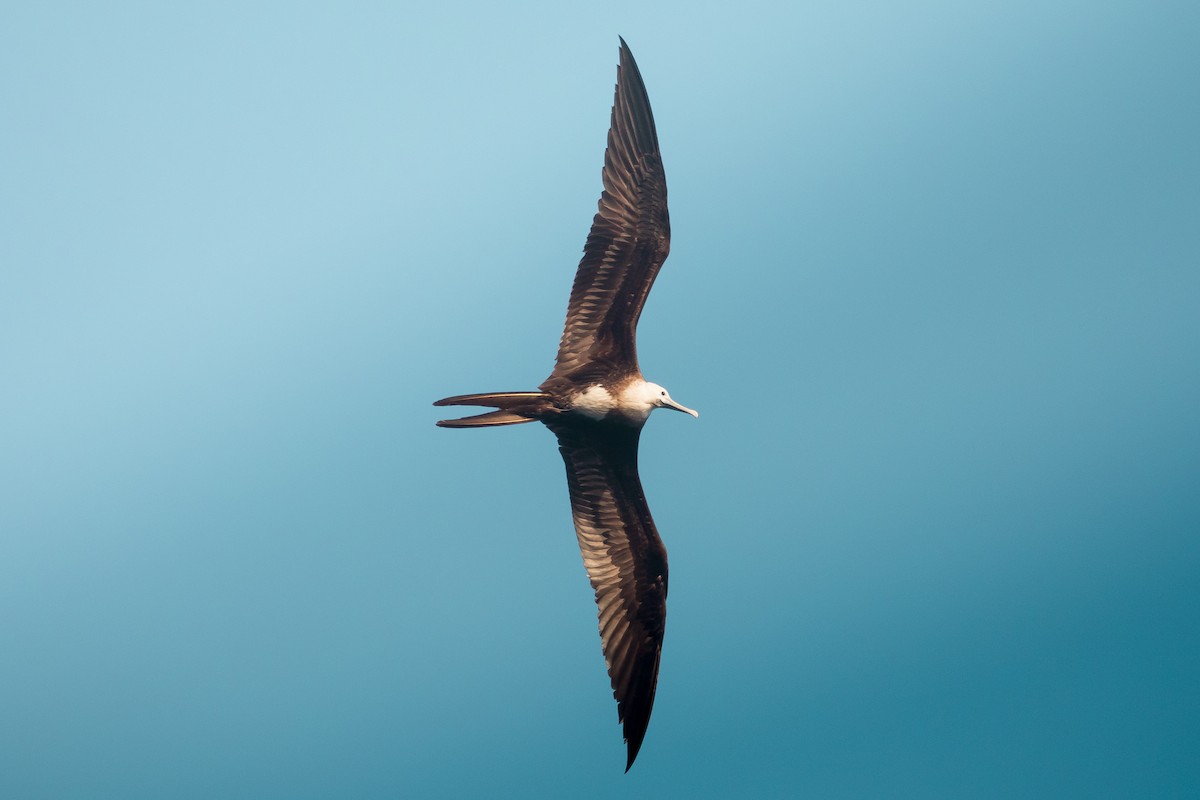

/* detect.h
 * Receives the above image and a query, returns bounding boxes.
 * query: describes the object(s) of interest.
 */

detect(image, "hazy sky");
[3,2,1198,797]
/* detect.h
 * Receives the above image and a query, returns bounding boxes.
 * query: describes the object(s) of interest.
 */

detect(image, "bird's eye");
[660,391,666,396]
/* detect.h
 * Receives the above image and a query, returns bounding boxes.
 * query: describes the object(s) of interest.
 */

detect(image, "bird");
[434,38,696,771]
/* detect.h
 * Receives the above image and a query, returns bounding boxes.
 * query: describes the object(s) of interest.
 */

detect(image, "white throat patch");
[573,385,616,420]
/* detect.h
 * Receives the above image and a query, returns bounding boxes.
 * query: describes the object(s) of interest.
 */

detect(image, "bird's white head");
[621,380,699,421]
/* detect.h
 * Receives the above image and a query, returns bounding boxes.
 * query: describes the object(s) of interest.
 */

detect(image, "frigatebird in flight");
[434,38,696,771]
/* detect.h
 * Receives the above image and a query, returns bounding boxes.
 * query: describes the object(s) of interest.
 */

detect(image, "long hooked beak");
[662,397,699,418]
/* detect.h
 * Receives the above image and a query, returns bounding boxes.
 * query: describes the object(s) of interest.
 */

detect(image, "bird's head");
[625,380,699,419]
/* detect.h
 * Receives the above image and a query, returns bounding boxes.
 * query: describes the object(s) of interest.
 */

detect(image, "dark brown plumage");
[547,419,667,771]
[545,37,671,386]
[434,38,691,771]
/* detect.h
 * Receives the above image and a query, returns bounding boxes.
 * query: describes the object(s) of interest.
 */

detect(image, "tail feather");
[436,409,536,428]
[433,391,549,428]
[433,391,545,408]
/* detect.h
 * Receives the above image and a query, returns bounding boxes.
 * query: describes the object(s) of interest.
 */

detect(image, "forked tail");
[433,391,550,428]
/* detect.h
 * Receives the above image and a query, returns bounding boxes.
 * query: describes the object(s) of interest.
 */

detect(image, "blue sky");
[2,1,1198,797]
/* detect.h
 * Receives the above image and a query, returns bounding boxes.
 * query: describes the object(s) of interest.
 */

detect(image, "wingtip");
[618,36,635,63]
[623,732,646,772]
[624,744,641,773]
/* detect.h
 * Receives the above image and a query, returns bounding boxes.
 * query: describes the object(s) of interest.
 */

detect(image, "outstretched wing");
[550,38,671,381]
[550,420,668,771]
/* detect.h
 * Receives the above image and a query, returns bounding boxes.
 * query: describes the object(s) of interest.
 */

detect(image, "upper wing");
[550,39,671,381]
[550,420,668,771]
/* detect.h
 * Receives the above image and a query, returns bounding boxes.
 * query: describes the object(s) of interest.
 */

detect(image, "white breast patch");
[572,385,616,420]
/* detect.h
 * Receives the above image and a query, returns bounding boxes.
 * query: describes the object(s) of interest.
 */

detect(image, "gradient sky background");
[3,2,1198,798]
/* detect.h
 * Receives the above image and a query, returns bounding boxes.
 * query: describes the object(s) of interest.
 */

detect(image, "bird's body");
[434,39,694,771]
